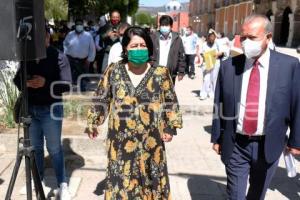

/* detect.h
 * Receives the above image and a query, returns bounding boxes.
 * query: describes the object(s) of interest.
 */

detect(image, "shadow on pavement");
[62,138,85,177]
[94,178,106,196]
[203,125,212,134]
[173,173,227,200]
[269,166,300,199]
[44,138,85,189]
[0,178,4,185]
[174,166,300,199]
[191,90,200,97]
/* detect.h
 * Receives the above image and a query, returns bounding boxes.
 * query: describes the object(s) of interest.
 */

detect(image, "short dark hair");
[110,10,120,17]
[121,26,153,63]
[75,19,83,24]
[159,15,173,26]
[208,32,216,38]
[187,26,193,30]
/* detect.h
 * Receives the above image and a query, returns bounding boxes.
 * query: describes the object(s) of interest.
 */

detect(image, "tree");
[45,0,68,20]
[135,12,152,26]
[68,0,139,20]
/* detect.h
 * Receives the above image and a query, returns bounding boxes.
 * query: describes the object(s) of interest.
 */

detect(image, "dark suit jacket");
[150,31,186,77]
[211,50,300,164]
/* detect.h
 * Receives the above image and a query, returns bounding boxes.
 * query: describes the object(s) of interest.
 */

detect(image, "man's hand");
[162,133,173,142]
[213,143,221,155]
[287,146,300,156]
[27,75,45,88]
[85,127,99,139]
[178,74,184,81]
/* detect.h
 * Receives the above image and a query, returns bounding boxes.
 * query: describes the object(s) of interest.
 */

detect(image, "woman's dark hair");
[121,26,153,63]
[159,15,173,26]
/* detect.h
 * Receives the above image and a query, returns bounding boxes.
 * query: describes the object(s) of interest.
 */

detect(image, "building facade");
[189,0,300,47]
[157,0,189,33]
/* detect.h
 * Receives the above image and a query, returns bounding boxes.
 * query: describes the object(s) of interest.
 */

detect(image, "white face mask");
[241,38,263,59]
[75,25,84,33]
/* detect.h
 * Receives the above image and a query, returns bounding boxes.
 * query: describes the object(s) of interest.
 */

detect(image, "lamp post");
[193,16,201,34]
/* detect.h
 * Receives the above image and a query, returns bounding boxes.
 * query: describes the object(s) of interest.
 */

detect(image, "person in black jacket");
[150,15,186,84]
[14,26,72,200]
[98,10,121,72]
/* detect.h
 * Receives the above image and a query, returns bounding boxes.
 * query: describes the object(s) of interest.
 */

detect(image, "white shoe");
[200,95,207,100]
[58,182,71,200]
[208,92,214,99]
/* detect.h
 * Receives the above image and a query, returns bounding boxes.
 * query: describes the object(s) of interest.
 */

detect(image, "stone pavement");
[1,57,300,199]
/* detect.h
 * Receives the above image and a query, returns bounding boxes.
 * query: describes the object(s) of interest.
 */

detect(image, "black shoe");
[189,74,195,79]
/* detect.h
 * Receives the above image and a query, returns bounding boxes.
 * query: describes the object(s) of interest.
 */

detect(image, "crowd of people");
[15,10,300,200]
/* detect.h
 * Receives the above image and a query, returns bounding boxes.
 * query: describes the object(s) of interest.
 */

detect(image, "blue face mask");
[75,25,84,33]
[160,26,171,35]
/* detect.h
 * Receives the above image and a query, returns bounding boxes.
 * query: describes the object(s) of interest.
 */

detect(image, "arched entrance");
[280,7,292,45]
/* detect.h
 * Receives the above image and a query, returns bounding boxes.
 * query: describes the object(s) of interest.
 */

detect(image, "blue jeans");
[28,104,66,185]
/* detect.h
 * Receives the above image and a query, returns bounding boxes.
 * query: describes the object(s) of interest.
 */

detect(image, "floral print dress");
[86,62,182,200]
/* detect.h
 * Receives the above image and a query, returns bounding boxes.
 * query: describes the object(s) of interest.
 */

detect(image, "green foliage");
[0,67,19,128]
[45,0,68,20]
[68,0,139,19]
[150,16,157,27]
[135,11,152,26]
[63,99,89,119]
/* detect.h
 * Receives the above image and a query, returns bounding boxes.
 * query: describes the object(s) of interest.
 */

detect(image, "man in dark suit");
[211,14,300,199]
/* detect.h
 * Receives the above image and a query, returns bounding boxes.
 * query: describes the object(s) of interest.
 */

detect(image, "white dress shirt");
[94,35,103,52]
[63,31,96,62]
[237,48,270,136]
[182,33,198,55]
[108,42,123,66]
[159,34,172,67]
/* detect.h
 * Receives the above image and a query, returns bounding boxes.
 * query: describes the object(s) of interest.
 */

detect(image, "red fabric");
[243,61,260,135]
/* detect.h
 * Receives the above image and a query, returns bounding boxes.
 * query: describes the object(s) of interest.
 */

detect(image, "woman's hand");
[162,133,173,142]
[85,127,99,139]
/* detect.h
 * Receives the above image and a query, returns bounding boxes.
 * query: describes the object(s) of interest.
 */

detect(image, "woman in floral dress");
[85,26,182,200]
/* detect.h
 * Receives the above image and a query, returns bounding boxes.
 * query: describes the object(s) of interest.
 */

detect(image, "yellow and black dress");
[86,62,182,200]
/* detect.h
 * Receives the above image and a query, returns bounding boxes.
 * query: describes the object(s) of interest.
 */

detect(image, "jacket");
[150,31,186,77]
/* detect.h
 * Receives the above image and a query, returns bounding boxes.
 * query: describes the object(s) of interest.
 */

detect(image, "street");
[0,49,300,199]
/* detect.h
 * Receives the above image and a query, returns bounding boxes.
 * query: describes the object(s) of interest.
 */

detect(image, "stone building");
[189,0,300,47]
[157,0,189,33]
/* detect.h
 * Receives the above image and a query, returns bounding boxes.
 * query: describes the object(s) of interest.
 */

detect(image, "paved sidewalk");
[0,67,300,199]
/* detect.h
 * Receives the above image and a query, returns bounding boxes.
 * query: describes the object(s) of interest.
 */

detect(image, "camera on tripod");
[0,0,47,199]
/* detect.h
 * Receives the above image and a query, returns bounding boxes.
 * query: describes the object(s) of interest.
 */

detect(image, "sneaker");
[208,92,214,99]
[200,95,207,100]
[190,74,195,79]
[58,182,71,200]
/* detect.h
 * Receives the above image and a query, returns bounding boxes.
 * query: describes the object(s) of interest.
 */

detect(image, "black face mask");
[208,41,214,47]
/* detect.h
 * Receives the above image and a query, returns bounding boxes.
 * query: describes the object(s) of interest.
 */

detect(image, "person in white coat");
[200,32,223,100]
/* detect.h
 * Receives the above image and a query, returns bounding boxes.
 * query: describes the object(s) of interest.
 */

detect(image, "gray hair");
[243,14,273,34]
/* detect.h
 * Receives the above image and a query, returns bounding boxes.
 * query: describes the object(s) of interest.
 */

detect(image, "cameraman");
[14,26,71,200]
[98,10,121,72]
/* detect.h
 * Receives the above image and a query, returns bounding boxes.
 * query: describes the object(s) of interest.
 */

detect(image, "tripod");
[5,24,46,200]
